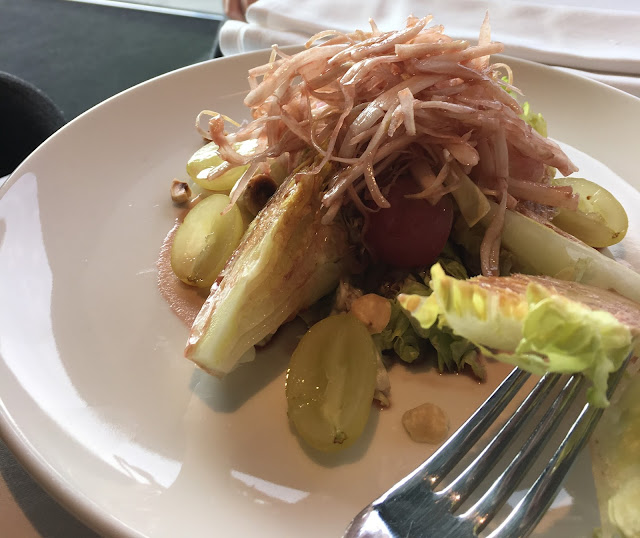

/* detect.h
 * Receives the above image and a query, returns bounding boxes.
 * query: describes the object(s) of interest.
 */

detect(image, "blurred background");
[1,0,224,120]
[117,0,223,13]
[0,0,225,174]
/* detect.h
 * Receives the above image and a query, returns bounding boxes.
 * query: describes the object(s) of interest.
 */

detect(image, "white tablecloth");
[220,0,640,96]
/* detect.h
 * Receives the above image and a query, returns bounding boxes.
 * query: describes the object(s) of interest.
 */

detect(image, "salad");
[164,12,639,495]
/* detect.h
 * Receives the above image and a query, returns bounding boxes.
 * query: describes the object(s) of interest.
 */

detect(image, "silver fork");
[345,355,632,538]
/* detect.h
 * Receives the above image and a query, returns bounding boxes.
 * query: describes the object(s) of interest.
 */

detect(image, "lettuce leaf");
[500,77,547,137]
[372,300,422,363]
[428,326,486,380]
[499,79,547,137]
[431,241,470,280]
[400,264,640,407]
[374,251,485,379]
[396,291,486,380]
[520,101,548,137]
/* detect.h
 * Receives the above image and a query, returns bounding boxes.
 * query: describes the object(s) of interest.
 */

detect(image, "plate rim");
[1,49,639,538]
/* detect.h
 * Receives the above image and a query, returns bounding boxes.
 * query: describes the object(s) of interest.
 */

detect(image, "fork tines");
[345,355,632,538]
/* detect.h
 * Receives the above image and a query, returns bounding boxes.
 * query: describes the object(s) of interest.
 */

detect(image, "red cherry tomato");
[364,176,454,268]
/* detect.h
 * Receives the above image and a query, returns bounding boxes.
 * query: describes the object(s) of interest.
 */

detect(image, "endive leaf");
[185,164,349,376]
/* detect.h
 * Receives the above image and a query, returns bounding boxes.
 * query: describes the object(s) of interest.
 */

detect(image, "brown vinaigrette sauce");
[157,219,208,327]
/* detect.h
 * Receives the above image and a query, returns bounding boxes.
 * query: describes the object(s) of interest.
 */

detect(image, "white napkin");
[219,0,640,97]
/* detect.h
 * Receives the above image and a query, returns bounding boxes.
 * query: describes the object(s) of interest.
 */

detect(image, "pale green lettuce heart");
[400,263,638,407]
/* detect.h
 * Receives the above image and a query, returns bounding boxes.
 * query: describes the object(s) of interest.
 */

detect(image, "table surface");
[0,0,222,535]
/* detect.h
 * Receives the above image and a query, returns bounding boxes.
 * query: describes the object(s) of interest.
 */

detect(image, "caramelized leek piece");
[185,165,350,376]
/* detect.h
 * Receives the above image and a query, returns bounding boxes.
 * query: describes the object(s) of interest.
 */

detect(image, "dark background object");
[0,0,222,174]
[0,72,66,176]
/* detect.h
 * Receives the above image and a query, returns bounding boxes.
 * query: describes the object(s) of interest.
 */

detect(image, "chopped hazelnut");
[402,402,449,444]
[171,179,192,204]
[242,174,278,215]
[350,293,391,334]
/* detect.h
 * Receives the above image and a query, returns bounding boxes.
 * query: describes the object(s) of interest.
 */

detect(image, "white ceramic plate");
[1,51,640,538]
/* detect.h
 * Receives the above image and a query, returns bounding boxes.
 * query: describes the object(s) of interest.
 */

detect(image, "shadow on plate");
[290,405,381,468]
[188,320,303,413]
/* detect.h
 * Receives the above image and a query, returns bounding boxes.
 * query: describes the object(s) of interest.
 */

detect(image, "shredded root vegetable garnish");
[198,15,579,276]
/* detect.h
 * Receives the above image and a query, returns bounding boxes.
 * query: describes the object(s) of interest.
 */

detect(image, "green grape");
[187,139,259,193]
[171,194,244,288]
[286,313,378,452]
[551,177,628,248]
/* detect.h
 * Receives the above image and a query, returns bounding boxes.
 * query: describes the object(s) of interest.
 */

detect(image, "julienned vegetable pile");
[166,15,640,453]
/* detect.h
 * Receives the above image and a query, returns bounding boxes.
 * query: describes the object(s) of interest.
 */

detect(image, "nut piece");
[402,402,449,444]
[349,293,391,334]
[241,173,278,215]
[333,279,363,313]
[373,353,391,407]
[171,179,192,204]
